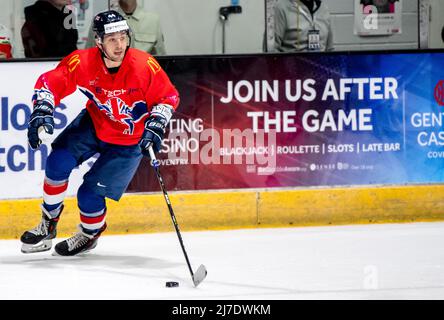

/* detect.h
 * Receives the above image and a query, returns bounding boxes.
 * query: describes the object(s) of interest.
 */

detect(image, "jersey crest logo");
[79,87,148,135]
[99,98,148,135]
[106,97,134,134]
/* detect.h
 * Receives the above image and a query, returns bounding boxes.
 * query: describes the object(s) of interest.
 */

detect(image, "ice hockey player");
[20,10,179,256]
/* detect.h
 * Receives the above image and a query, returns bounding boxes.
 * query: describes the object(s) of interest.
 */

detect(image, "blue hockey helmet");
[93,10,131,41]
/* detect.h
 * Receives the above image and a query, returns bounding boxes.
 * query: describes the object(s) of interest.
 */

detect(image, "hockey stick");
[148,146,207,287]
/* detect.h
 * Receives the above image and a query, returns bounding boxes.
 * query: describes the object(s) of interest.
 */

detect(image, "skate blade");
[51,250,93,257]
[21,240,52,254]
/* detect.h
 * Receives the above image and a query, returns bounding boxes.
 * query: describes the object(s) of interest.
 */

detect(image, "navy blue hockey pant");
[42,109,143,233]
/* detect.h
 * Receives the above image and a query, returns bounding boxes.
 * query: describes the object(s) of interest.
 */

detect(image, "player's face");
[102,31,129,62]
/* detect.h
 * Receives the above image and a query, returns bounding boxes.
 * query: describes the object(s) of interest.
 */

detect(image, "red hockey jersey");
[33,47,180,145]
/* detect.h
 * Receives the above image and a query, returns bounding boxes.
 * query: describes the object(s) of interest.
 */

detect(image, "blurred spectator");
[86,0,166,55]
[21,0,78,58]
[274,0,334,52]
[0,24,13,59]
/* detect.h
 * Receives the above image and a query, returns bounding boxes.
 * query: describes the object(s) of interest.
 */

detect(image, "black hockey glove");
[27,101,55,150]
[139,104,174,155]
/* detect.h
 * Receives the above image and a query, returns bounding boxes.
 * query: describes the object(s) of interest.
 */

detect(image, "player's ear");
[95,36,102,47]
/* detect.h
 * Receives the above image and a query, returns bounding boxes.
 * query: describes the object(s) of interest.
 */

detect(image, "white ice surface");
[1,222,444,300]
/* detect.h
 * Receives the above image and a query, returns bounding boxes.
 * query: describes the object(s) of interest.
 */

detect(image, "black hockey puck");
[165,281,179,288]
